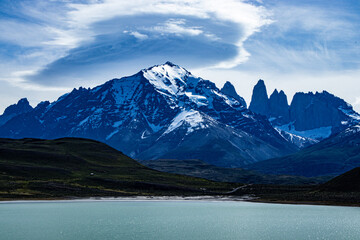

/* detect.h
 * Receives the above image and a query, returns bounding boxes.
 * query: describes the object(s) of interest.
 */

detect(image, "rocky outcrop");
[249,81,290,124]
[249,80,270,116]
[289,91,358,132]
[221,81,247,108]
[269,89,289,125]
[249,80,360,146]
[0,98,33,127]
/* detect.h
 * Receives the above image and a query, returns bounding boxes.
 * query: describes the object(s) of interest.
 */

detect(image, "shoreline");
[1,195,359,207]
[246,198,360,207]
[0,195,254,203]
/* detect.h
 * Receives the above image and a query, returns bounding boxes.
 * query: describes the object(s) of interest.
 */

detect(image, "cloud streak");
[0,0,271,86]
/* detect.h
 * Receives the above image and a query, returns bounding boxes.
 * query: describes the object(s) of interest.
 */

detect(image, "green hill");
[0,138,236,200]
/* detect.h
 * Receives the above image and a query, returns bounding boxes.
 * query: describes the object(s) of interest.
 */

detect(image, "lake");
[1,200,359,240]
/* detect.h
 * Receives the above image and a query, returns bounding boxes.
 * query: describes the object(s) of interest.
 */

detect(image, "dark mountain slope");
[246,125,360,177]
[0,98,33,127]
[320,167,360,192]
[0,138,236,200]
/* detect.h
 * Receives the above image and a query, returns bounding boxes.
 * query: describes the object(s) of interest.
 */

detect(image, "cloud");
[2,0,270,86]
[146,19,203,36]
[124,31,148,40]
[354,97,360,110]
[233,2,360,74]
[26,30,238,86]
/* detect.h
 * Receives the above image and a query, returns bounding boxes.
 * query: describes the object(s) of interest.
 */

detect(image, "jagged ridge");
[0,62,296,167]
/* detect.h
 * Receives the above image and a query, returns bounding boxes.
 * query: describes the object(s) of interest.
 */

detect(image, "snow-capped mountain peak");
[139,62,245,111]
[0,62,297,167]
[142,62,191,95]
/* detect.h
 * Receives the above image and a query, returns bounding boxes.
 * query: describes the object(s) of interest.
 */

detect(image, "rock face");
[0,98,33,127]
[249,84,290,125]
[0,62,297,167]
[249,80,360,147]
[249,80,270,116]
[221,81,247,108]
[268,89,290,125]
[289,91,357,132]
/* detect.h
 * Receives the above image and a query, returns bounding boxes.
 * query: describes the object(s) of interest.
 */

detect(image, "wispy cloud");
[146,19,203,37]
[124,31,148,40]
[236,1,360,73]
[0,0,271,86]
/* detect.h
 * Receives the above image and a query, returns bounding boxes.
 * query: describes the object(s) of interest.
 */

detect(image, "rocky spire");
[221,81,247,108]
[269,89,289,124]
[249,79,270,116]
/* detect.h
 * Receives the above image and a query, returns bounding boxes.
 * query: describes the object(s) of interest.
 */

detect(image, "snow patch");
[339,106,360,121]
[163,110,207,135]
[275,128,318,148]
[184,92,208,106]
[345,125,360,134]
[113,121,123,128]
[106,129,119,140]
[276,123,332,140]
[78,116,90,126]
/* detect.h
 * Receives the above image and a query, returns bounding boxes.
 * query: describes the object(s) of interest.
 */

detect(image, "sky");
[0,0,360,113]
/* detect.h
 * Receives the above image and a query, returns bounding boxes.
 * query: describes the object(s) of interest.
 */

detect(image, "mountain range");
[249,80,360,147]
[0,62,296,167]
[0,62,359,172]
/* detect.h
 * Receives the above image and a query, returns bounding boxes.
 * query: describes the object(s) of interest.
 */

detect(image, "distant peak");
[2,97,33,117]
[164,61,177,67]
[221,81,247,107]
[249,79,269,115]
[144,62,186,73]
[256,79,265,86]
[141,62,193,96]
[252,79,267,95]
[223,81,234,88]
[316,90,331,96]
[18,98,29,105]
[272,89,279,95]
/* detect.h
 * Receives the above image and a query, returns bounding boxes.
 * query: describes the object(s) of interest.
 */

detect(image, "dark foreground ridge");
[0,138,237,200]
[230,167,360,207]
[0,137,359,206]
[141,159,329,185]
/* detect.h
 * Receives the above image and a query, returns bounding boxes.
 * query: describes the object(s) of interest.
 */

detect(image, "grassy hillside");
[230,167,360,206]
[0,138,237,200]
[142,159,329,185]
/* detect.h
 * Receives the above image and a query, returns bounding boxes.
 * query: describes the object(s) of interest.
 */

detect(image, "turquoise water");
[1,200,359,240]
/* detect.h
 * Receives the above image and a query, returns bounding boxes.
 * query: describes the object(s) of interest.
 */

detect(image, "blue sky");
[1,0,360,112]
